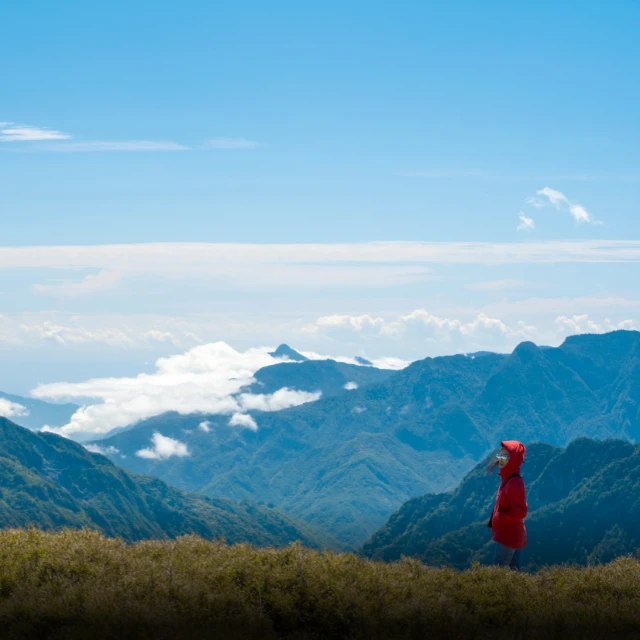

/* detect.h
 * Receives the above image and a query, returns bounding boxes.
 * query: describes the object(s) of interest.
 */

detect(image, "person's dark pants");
[494,542,522,570]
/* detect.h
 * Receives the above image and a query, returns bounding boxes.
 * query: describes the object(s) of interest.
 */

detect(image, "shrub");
[0,527,640,639]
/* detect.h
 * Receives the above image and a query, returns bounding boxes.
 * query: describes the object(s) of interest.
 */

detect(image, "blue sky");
[1,0,640,396]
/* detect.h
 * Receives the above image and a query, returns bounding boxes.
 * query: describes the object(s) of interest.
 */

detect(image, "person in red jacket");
[488,440,528,570]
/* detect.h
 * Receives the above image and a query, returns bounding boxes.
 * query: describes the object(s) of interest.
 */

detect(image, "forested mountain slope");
[363,437,640,569]
[0,416,333,549]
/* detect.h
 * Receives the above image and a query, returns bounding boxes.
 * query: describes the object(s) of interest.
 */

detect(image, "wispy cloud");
[536,187,600,224]
[465,279,533,292]
[31,270,121,297]
[517,212,535,232]
[19,321,136,347]
[84,443,119,456]
[1,121,258,151]
[399,171,639,182]
[525,197,545,208]
[202,138,261,150]
[42,141,189,152]
[0,123,70,142]
[5,241,640,277]
[0,398,29,418]
[395,170,485,178]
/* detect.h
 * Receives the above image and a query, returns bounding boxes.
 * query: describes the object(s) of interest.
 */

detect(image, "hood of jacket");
[499,440,526,479]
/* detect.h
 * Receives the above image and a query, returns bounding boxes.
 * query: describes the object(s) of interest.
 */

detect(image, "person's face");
[497,447,510,469]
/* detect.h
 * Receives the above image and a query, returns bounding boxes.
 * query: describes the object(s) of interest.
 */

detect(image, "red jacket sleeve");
[498,477,528,523]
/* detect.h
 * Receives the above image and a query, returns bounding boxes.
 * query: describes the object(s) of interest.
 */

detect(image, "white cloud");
[229,413,258,430]
[517,213,535,232]
[84,443,119,456]
[198,421,211,432]
[3,313,208,350]
[351,406,366,414]
[43,141,189,152]
[297,348,408,370]
[344,381,358,390]
[525,197,545,208]
[144,330,176,344]
[31,270,121,297]
[314,314,386,335]
[554,314,635,336]
[203,138,261,150]
[368,356,410,370]
[4,241,640,281]
[305,309,538,355]
[303,308,639,359]
[31,342,323,437]
[536,187,599,224]
[238,388,321,412]
[135,432,190,460]
[0,123,70,142]
[0,398,29,418]
[19,321,135,347]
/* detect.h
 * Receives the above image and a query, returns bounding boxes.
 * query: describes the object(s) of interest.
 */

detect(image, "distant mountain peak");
[269,344,308,362]
[512,341,542,363]
[354,356,372,366]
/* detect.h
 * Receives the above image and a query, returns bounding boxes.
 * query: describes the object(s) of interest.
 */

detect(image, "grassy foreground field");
[1,529,640,639]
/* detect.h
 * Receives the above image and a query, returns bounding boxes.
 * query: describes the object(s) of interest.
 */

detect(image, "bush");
[1,527,640,639]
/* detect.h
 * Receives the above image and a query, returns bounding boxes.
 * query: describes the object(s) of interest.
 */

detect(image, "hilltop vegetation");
[100,331,640,546]
[363,437,640,569]
[0,417,333,549]
[1,528,640,639]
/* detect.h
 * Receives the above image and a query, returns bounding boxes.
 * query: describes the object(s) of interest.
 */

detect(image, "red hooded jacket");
[491,440,528,549]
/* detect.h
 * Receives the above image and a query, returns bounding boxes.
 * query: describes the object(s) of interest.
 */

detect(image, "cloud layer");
[304,309,636,355]
[32,270,121,297]
[33,343,324,437]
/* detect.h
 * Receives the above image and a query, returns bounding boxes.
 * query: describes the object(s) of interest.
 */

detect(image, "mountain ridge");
[0,416,336,549]
[98,330,640,546]
[362,436,640,569]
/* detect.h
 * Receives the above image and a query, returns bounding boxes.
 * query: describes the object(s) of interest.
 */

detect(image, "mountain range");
[93,331,640,546]
[363,437,640,569]
[0,415,333,549]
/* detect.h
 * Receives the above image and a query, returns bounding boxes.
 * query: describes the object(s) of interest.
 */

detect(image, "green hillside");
[0,416,334,549]
[363,437,640,569]
[99,330,640,547]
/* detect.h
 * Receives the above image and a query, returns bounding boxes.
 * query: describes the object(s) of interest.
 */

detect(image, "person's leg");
[494,543,516,567]
[509,548,522,571]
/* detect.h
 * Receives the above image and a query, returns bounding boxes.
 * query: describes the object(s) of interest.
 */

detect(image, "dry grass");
[1,527,640,639]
